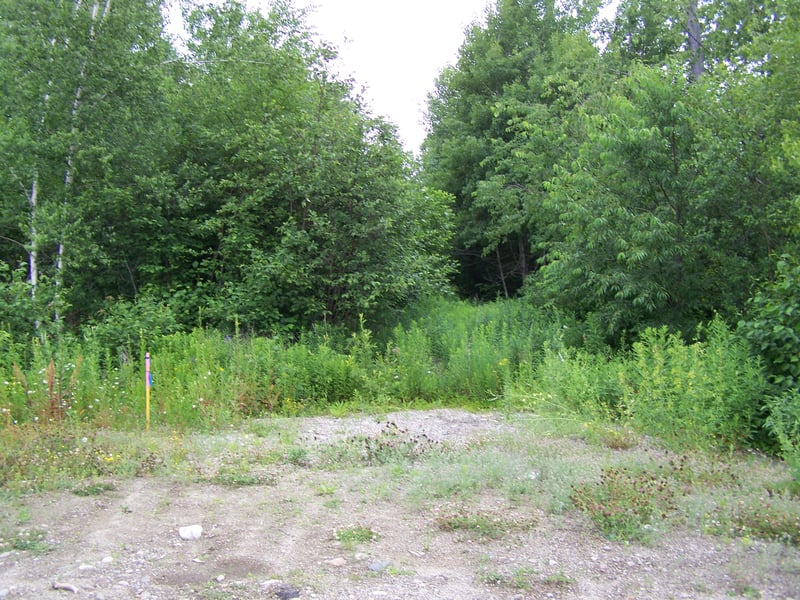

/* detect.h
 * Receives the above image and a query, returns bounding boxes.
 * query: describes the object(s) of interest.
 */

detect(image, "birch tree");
[0,0,171,332]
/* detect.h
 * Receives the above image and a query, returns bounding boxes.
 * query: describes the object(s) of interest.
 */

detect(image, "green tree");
[0,0,174,332]
[423,0,603,297]
[166,0,454,334]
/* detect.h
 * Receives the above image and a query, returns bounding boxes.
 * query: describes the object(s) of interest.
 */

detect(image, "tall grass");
[0,300,778,458]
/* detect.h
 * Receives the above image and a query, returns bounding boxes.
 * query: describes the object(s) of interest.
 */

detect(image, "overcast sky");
[241,1,617,155]
[286,0,493,154]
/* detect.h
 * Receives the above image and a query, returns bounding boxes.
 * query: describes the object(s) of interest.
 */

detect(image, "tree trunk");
[687,0,704,81]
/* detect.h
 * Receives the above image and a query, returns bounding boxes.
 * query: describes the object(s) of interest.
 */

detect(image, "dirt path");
[1,409,798,599]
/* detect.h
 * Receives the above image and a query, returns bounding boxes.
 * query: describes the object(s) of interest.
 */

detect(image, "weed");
[592,424,639,450]
[1,528,53,554]
[571,466,676,542]
[545,570,575,586]
[286,446,309,467]
[320,421,440,467]
[315,482,337,496]
[480,571,507,586]
[335,526,378,549]
[210,467,274,488]
[661,453,740,490]
[360,421,439,465]
[706,496,800,546]
[72,481,116,496]
[479,566,537,590]
[435,510,535,540]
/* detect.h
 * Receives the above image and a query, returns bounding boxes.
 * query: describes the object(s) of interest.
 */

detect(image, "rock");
[324,557,347,567]
[275,585,301,600]
[178,525,203,540]
[369,561,391,573]
[102,556,114,564]
[260,580,300,599]
[0,588,9,599]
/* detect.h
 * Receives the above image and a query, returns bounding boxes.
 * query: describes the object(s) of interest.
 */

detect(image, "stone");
[369,561,391,573]
[178,525,203,540]
[324,557,347,567]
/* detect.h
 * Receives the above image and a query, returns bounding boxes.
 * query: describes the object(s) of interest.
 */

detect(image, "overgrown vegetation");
[1,2,800,578]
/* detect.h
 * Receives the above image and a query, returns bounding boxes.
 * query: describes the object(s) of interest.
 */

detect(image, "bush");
[82,293,182,361]
[738,255,800,469]
[620,319,765,450]
[533,347,624,419]
[739,255,800,391]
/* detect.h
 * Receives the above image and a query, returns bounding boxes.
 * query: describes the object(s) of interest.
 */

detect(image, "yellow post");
[145,352,151,431]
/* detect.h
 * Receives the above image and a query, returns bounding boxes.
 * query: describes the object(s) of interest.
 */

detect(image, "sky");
[280,0,493,154]
[236,1,618,155]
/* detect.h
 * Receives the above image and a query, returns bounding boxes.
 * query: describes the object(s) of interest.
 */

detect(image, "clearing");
[1,409,798,599]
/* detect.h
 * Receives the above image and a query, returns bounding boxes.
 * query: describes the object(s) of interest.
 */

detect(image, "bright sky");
[283,0,492,154]
[238,1,619,155]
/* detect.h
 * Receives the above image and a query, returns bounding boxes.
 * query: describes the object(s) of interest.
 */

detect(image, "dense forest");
[0,0,454,338]
[1,0,799,459]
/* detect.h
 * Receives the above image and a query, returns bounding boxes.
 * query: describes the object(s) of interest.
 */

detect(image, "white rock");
[102,556,114,564]
[178,525,203,540]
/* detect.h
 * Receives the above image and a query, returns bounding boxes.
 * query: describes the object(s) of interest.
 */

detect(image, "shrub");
[739,255,800,471]
[571,466,676,542]
[620,319,765,450]
[533,347,624,419]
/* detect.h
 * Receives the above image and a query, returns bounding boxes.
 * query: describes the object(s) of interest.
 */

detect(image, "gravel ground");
[1,409,798,599]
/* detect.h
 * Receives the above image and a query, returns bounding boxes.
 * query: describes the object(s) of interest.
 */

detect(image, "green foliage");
[739,256,800,391]
[83,294,182,359]
[0,425,150,492]
[424,0,606,297]
[620,320,765,450]
[532,347,624,419]
[0,265,37,342]
[738,256,800,473]
[1,528,53,554]
[571,466,676,542]
[334,526,378,549]
[765,391,800,481]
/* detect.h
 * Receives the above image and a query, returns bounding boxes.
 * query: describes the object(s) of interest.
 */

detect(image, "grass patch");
[72,480,117,496]
[209,468,274,488]
[435,510,535,540]
[571,466,677,542]
[706,495,800,546]
[335,525,378,549]
[1,528,53,554]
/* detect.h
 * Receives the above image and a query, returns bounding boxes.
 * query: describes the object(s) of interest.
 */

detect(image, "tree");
[164,0,454,334]
[423,0,604,298]
[0,0,173,332]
